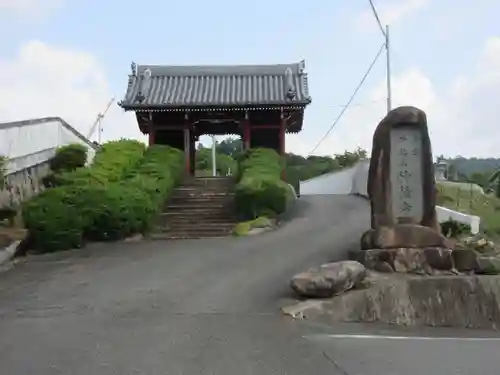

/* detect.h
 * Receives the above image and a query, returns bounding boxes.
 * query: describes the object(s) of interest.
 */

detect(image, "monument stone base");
[361,224,451,250]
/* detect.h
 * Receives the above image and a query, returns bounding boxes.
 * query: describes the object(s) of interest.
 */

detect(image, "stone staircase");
[152,177,237,239]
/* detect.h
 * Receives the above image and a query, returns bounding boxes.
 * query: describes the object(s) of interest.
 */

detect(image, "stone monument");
[355,106,453,274]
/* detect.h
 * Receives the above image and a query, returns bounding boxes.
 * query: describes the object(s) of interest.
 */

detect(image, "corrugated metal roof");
[119,62,311,111]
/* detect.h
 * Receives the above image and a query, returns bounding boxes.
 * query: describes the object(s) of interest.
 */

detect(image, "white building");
[0,117,97,206]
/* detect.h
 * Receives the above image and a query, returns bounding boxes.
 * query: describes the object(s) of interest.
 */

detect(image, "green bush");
[0,155,6,187]
[90,139,146,183]
[44,139,146,188]
[23,144,184,253]
[49,144,88,173]
[234,148,289,219]
[22,188,85,252]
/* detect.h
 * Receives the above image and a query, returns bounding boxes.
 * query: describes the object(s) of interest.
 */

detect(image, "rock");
[393,248,426,273]
[373,261,394,273]
[124,234,144,243]
[290,261,367,298]
[0,228,27,248]
[452,249,479,272]
[284,275,500,330]
[424,247,453,270]
[349,248,393,269]
[360,229,374,250]
[475,256,500,275]
[367,106,440,231]
[372,224,449,249]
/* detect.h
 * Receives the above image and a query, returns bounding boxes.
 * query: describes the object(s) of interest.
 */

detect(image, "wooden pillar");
[148,111,155,146]
[280,110,286,180]
[184,113,191,175]
[243,111,251,150]
[190,134,196,175]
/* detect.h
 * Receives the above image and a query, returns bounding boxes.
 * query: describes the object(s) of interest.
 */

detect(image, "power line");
[368,0,386,37]
[308,43,386,155]
[368,0,392,113]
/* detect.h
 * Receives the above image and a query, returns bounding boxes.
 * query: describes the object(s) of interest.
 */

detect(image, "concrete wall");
[299,165,359,195]
[300,160,481,234]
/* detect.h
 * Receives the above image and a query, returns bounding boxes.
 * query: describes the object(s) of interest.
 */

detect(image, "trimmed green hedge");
[23,143,184,253]
[45,139,146,188]
[234,148,290,219]
[49,143,88,173]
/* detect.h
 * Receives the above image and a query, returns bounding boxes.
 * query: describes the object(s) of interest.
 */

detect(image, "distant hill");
[446,157,500,176]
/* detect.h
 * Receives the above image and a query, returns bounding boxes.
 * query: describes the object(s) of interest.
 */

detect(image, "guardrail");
[350,161,480,234]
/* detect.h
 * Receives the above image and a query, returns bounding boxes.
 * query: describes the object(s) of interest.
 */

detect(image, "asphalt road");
[0,195,499,374]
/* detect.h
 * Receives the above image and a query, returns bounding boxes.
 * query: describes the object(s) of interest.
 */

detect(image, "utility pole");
[385,24,392,113]
[211,135,217,177]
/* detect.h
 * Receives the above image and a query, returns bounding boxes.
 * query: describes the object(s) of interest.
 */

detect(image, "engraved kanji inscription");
[390,127,423,220]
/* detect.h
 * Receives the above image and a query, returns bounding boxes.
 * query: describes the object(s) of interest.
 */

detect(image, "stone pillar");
[360,106,448,250]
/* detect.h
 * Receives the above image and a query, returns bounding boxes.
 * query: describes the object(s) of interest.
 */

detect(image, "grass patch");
[232,216,273,236]
[436,181,500,237]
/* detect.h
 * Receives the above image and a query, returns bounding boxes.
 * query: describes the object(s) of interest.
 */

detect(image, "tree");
[195,147,237,176]
[216,137,243,159]
[488,169,500,197]
[0,156,6,188]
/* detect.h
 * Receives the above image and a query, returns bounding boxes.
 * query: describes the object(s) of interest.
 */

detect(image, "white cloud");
[0,40,143,144]
[356,0,430,33]
[0,0,62,16]
[297,36,500,159]
[2,37,500,161]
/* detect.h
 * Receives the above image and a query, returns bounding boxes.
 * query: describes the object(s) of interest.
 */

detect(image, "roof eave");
[118,101,311,112]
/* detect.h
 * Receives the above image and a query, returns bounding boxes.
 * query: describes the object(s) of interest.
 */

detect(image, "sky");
[0,0,499,158]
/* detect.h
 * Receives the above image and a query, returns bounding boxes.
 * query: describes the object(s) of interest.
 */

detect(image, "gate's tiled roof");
[119,61,311,111]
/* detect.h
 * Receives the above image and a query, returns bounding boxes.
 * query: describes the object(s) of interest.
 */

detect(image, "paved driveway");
[0,195,499,374]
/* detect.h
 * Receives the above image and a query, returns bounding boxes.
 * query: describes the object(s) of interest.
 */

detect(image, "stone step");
[175,187,233,193]
[168,197,233,204]
[162,206,234,216]
[163,222,236,229]
[153,224,234,235]
[184,177,235,187]
[165,203,233,210]
[148,231,232,240]
[158,214,235,223]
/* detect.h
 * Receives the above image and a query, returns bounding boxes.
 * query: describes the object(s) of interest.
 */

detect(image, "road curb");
[0,240,22,267]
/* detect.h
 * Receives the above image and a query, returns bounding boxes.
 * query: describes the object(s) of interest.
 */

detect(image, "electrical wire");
[368,0,386,37]
[308,43,386,155]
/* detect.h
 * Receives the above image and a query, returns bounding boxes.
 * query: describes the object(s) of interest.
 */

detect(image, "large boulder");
[290,261,366,298]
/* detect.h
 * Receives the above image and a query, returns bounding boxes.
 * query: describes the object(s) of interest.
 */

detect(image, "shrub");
[44,139,146,188]
[440,219,471,238]
[0,155,6,187]
[22,188,85,252]
[90,139,146,183]
[23,144,184,253]
[234,148,289,219]
[49,144,88,173]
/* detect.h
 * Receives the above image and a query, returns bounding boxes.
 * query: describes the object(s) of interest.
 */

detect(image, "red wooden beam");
[148,111,156,146]
[184,114,192,175]
[250,125,280,129]
[243,111,251,150]
[280,111,286,180]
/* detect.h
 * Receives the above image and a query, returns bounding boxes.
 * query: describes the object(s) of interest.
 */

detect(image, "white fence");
[0,117,97,207]
[350,161,480,234]
[300,160,480,234]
